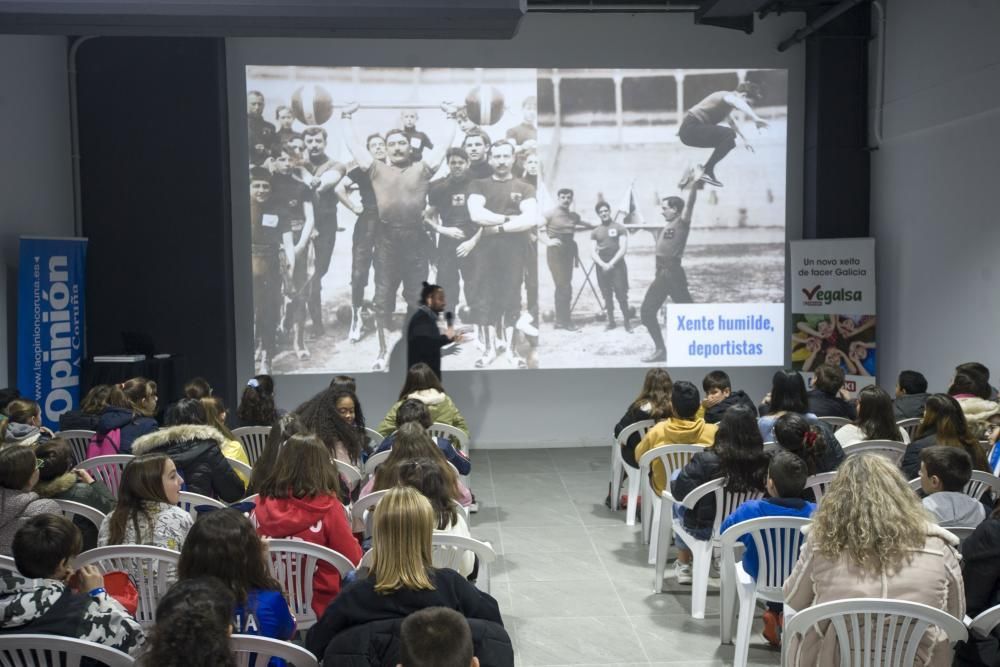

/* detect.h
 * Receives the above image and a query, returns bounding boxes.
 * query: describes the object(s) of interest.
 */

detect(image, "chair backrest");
[615,419,655,448]
[232,426,271,467]
[763,441,781,454]
[231,634,319,667]
[364,449,392,477]
[429,422,470,452]
[431,532,495,575]
[351,490,389,538]
[177,490,226,521]
[74,545,180,626]
[818,415,852,429]
[965,470,1000,502]
[240,493,260,506]
[783,597,968,666]
[364,427,384,448]
[0,555,16,575]
[680,478,766,538]
[720,516,811,600]
[229,458,253,480]
[0,634,135,667]
[359,548,375,570]
[637,444,705,497]
[75,455,135,499]
[52,499,107,534]
[896,418,922,440]
[55,429,97,466]
[970,603,1000,639]
[804,472,837,504]
[334,459,362,490]
[263,539,356,630]
[841,440,907,465]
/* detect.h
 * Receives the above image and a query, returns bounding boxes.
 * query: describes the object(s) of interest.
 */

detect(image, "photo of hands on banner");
[244,66,788,374]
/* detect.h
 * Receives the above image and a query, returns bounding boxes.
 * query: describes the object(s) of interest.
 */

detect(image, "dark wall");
[76,37,235,404]
[803,4,871,239]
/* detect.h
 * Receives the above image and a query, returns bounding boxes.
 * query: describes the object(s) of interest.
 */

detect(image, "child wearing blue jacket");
[177,509,297,666]
[721,451,815,648]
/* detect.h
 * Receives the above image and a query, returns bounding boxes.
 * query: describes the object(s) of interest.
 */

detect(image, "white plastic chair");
[896,417,922,440]
[804,472,837,504]
[231,634,319,667]
[364,449,392,478]
[263,539,356,630]
[719,517,811,667]
[351,490,389,539]
[655,478,764,619]
[76,454,134,499]
[0,634,135,667]
[74,545,180,626]
[240,493,260,506]
[608,419,655,526]
[969,603,1000,642]
[232,426,271,467]
[0,555,16,575]
[177,490,225,521]
[55,429,97,465]
[364,427,384,448]
[782,598,968,667]
[228,458,253,482]
[52,499,107,534]
[818,415,852,430]
[429,422,470,451]
[841,439,907,465]
[335,459,362,490]
[763,441,782,454]
[432,533,497,594]
[636,444,704,550]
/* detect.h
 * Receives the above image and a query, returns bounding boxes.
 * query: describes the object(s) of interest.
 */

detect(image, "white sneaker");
[516,312,539,337]
[348,308,363,342]
[674,561,692,585]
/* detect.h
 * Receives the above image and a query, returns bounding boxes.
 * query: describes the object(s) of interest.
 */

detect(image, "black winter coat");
[131,424,245,502]
[956,519,1000,667]
[57,410,101,432]
[306,568,503,661]
[894,393,929,420]
[671,448,767,532]
[324,617,513,667]
[704,391,759,424]
[806,389,857,420]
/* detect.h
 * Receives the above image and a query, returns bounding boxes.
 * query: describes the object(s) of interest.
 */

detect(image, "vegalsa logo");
[801,285,863,307]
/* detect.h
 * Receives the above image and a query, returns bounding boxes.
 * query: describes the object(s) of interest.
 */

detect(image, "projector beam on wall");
[0,0,526,38]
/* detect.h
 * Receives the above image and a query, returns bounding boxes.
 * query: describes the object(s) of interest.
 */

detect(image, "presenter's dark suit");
[406,305,449,380]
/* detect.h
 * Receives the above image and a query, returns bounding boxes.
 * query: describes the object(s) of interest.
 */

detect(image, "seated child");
[701,370,759,424]
[721,451,816,648]
[372,399,470,476]
[920,445,985,527]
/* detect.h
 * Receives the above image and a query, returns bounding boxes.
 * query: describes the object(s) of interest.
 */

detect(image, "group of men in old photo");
[246,78,769,370]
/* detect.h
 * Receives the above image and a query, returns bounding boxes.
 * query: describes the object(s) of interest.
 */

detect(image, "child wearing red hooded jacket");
[251,433,362,617]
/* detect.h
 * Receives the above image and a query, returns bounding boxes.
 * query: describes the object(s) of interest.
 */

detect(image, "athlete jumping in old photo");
[639,172,703,363]
[678,82,769,188]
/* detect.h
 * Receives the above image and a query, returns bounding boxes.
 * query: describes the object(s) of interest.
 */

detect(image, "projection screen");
[243,66,787,375]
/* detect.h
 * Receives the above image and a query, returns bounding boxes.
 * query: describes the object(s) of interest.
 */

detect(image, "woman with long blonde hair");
[304,486,503,662]
[784,454,964,666]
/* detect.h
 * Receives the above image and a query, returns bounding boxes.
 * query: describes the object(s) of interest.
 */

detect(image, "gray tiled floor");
[467,447,782,667]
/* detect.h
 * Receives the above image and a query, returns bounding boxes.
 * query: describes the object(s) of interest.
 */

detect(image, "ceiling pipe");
[776,0,867,51]
[527,2,701,11]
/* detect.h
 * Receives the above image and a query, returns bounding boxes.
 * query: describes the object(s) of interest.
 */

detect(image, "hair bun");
[247,378,260,389]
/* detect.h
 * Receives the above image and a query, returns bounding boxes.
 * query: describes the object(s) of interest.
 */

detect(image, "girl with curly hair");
[138,577,236,667]
[784,454,964,667]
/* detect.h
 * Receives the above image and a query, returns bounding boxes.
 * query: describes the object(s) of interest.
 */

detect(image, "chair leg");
[732,589,756,667]
[689,539,714,620]
[720,561,736,644]
[625,470,640,526]
[647,498,661,565]
[641,480,653,544]
[653,501,672,592]
[611,450,623,511]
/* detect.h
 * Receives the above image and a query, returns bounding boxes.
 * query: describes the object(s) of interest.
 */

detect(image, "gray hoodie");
[1,422,44,447]
[922,491,986,528]
[0,489,60,556]
[0,573,144,654]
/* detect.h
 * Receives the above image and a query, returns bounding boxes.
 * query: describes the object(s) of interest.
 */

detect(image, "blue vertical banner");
[16,237,88,431]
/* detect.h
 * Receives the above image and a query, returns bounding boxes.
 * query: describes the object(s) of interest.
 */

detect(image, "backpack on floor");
[86,428,122,459]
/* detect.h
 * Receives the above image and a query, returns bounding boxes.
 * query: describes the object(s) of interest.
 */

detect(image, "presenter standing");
[407,282,461,381]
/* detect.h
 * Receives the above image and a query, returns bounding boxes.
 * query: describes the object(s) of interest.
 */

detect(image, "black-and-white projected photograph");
[243,66,787,375]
